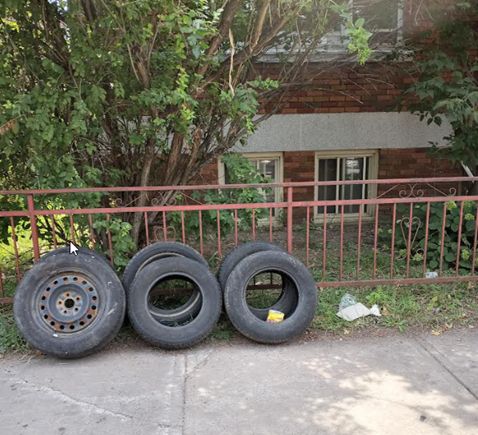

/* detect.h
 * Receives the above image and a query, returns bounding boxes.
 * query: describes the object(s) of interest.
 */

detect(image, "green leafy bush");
[0,192,135,271]
[404,2,478,169]
[168,153,273,238]
[393,200,477,271]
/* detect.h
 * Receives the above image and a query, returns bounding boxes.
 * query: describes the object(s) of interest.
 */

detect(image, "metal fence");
[1,176,478,302]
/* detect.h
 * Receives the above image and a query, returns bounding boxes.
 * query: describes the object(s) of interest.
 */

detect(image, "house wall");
[193,0,467,199]
[196,148,463,220]
[197,148,462,188]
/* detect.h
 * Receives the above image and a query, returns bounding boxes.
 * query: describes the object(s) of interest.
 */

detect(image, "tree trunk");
[131,141,155,246]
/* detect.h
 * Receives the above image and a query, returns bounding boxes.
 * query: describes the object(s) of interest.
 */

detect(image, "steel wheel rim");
[37,272,100,333]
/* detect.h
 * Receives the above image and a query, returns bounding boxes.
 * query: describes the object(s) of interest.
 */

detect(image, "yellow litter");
[266,309,285,323]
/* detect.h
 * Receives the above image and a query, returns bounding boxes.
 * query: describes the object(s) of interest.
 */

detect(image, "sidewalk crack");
[6,372,133,421]
[413,335,478,402]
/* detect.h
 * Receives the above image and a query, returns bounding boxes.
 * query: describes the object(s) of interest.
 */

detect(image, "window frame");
[218,151,284,204]
[313,149,379,221]
[322,0,404,52]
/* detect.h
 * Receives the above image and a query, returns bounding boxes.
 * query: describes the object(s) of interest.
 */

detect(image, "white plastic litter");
[338,293,357,311]
[426,271,439,279]
[369,304,381,316]
[337,302,381,321]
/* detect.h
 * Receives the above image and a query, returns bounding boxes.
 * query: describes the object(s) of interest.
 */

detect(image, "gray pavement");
[0,328,477,435]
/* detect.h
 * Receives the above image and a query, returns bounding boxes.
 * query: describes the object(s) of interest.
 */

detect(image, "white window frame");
[314,149,379,221]
[219,152,283,189]
[218,152,284,221]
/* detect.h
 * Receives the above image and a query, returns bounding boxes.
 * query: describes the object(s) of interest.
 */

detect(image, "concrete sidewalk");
[1,328,477,435]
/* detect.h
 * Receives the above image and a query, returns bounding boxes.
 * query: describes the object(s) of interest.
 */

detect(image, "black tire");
[122,242,208,290]
[217,241,283,290]
[128,257,222,349]
[217,241,297,319]
[40,246,113,270]
[122,242,207,324]
[224,251,317,344]
[13,250,126,359]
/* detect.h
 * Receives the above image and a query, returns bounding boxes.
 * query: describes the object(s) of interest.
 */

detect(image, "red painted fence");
[1,177,478,302]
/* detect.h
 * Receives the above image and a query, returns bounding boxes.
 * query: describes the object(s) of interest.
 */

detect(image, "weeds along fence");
[1,176,478,302]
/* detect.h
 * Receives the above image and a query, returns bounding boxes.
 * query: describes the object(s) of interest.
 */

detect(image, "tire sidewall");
[40,246,113,270]
[122,242,208,291]
[217,241,284,290]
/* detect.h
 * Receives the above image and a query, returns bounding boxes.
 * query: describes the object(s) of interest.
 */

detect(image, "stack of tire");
[14,241,317,359]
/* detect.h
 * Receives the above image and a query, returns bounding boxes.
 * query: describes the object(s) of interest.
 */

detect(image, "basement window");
[218,152,284,206]
[314,150,378,218]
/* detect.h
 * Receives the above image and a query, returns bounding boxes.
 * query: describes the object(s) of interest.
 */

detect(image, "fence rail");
[1,176,478,302]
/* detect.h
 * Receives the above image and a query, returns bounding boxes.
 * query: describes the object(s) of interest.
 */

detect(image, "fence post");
[27,194,40,261]
[287,187,293,253]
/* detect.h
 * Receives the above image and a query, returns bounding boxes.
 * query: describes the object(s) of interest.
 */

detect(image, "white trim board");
[233,112,452,153]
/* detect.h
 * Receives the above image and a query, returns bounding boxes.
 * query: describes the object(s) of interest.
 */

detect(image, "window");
[319,0,403,52]
[353,0,403,45]
[218,152,283,205]
[314,150,378,218]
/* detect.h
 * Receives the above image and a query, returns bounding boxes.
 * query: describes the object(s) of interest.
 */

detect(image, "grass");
[312,282,478,334]
[0,306,28,354]
[209,315,235,341]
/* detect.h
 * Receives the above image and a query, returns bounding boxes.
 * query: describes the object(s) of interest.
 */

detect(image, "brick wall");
[378,148,463,198]
[257,63,411,115]
[283,151,315,219]
[378,148,461,179]
[195,159,218,185]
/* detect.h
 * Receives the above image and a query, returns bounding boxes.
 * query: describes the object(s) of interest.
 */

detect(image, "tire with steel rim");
[217,241,297,319]
[127,257,222,349]
[14,249,126,359]
[122,242,208,324]
[224,250,317,344]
